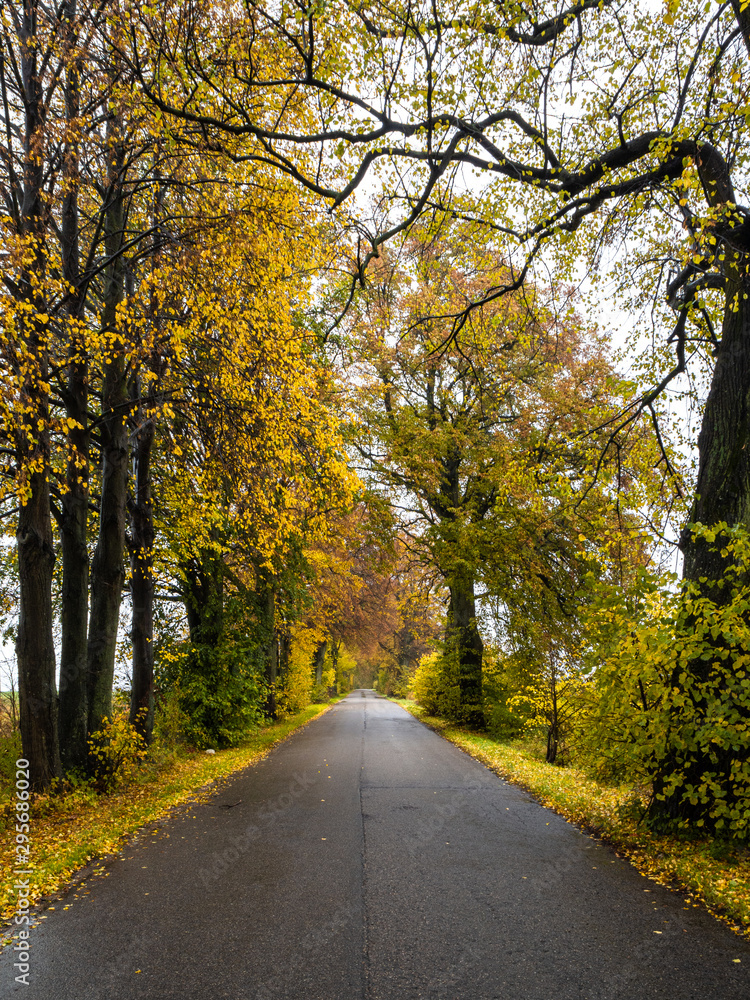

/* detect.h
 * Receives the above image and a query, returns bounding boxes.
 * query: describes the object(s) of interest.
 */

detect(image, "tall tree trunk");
[17,466,61,790]
[87,359,128,736]
[313,640,327,687]
[126,139,167,745]
[15,0,61,790]
[180,549,225,741]
[264,583,278,719]
[330,640,340,695]
[87,118,128,738]
[58,330,90,767]
[679,145,750,585]
[445,574,484,727]
[654,215,750,829]
[279,627,291,687]
[437,450,483,724]
[128,390,155,742]
[58,0,90,769]
[546,659,559,765]
[680,291,750,586]
[183,550,224,648]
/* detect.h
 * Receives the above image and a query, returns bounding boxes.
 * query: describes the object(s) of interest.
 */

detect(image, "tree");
[1,0,191,777]
[0,0,91,786]
[303,505,398,661]
[370,557,442,696]
[347,225,657,722]
[1,0,334,775]
[149,177,357,741]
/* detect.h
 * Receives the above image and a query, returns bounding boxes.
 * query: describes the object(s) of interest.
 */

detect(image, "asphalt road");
[2,690,749,999]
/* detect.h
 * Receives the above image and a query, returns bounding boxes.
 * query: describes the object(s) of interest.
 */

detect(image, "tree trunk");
[680,291,750,587]
[58,355,89,767]
[87,119,128,738]
[17,467,61,790]
[264,583,278,719]
[128,401,155,743]
[86,356,128,736]
[330,640,340,695]
[313,640,327,687]
[183,550,224,648]
[14,0,61,790]
[653,248,750,829]
[279,628,291,686]
[58,3,90,770]
[445,574,484,726]
[546,661,559,765]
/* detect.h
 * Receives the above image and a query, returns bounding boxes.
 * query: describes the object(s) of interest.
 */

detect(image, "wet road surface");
[2,690,749,998]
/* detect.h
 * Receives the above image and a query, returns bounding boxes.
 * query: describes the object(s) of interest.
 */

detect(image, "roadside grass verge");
[393,699,750,938]
[0,703,330,936]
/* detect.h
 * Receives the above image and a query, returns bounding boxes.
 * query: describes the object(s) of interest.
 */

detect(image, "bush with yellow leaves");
[88,714,148,792]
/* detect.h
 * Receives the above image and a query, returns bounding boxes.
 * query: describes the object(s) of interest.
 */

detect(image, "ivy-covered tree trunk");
[445,574,484,727]
[279,628,291,687]
[330,639,340,695]
[546,663,560,766]
[654,227,750,831]
[180,550,230,746]
[87,121,128,738]
[435,440,487,725]
[128,400,155,742]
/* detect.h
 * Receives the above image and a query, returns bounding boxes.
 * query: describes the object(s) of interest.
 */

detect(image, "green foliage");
[372,648,415,698]
[586,524,750,839]
[149,688,189,766]
[310,682,331,704]
[483,699,526,740]
[165,640,265,749]
[373,665,408,698]
[482,652,531,740]
[88,715,148,793]
[415,646,531,733]
[0,730,21,798]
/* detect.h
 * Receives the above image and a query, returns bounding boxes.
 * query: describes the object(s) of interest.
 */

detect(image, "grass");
[392,698,750,939]
[0,703,330,939]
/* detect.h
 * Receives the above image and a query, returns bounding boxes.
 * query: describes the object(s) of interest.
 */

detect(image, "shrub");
[585,524,750,838]
[412,652,442,714]
[88,715,148,792]
[277,648,314,715]
[0,730,21,802]
[174,641,265,748]
[482,650,529,739]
